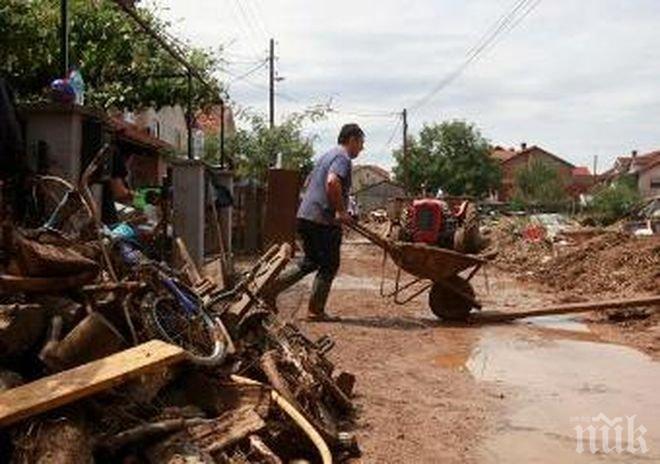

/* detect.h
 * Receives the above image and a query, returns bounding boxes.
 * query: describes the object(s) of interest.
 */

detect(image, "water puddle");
[469,327,660,462]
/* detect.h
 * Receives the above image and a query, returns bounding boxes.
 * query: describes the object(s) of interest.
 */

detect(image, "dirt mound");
[491,218,660,297]
[533,232,660,296]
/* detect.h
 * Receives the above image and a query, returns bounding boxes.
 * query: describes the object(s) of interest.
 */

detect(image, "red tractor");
[397,198,482,254]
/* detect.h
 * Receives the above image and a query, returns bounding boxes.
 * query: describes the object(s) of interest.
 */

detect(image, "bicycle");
[28,145,227,365]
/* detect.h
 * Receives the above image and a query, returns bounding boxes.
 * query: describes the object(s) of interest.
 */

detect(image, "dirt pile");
[533,232,660,296]
[490,218,660,297]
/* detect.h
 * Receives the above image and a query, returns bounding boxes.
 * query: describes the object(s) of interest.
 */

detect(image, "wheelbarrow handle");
[345,221,393,252]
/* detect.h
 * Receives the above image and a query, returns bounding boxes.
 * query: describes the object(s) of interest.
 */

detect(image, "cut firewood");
[0,340,186,427]
[187,406,266,454]
[248,434,283,464]
[10,409,93,464]
[101,417,208,452]
[0,304,46,360]
[181,372,271,418]
[145,431,215,464]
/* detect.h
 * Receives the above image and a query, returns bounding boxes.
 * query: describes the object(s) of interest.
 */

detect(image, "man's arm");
[326,173,353,224]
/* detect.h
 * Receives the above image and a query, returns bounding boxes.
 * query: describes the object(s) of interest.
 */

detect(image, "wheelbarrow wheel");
[429,276,476,321]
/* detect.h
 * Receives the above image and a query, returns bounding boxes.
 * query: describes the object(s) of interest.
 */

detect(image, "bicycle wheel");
[139,290,226,366]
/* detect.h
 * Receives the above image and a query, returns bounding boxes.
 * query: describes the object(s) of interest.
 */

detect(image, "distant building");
[354,179,406,213]
[490,143,594,201]
[351,164,390,193]
[133,105,188,155]
[602,150,660,198]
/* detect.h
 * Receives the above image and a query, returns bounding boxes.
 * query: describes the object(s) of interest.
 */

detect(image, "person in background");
[268,123,365,321]
[101,151,135,225]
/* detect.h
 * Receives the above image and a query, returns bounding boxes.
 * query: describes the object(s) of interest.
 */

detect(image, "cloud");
[152,0,660,171]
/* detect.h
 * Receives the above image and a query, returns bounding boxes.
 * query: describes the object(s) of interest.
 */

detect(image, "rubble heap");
[0,163,359,463]
[490,217,660,297]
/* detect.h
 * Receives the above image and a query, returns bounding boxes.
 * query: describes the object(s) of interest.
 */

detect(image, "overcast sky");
[149,0,660,172]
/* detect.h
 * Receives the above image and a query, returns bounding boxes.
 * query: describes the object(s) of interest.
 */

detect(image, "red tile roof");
[109,117,171,151]
[490,146,517,162]
[572,166,591,176]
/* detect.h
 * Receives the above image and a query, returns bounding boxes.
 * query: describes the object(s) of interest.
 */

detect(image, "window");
[651,178,660,190]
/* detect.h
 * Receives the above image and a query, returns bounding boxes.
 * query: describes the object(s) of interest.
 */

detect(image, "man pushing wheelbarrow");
[268,123,365,321]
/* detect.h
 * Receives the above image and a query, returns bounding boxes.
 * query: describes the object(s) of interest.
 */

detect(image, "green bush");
[589,177,640,225]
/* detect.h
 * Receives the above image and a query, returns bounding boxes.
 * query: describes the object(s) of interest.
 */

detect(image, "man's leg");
[308,225,342,316]
[266,220,321,301]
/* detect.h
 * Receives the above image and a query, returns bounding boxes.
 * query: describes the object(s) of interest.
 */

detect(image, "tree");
[512,159,567,209]
[392,120,500,197]
[588,176,641,225]
[222,105,329,182]
[0,0,222,109]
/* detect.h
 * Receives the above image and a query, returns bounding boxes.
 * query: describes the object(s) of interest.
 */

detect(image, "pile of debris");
[0,162,359,463]
[533,231,660,296]
[489,216,660,297]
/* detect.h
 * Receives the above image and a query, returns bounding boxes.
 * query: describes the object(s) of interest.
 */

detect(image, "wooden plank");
[476,295,660,323]
[0,340,186,427]
[226,244,292,321]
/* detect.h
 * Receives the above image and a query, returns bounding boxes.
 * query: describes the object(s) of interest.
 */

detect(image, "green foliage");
[0,0,222,109]
[512,159,568,210]
[589,176,641,225]
[223,105,329,182]
[392,120,501,197]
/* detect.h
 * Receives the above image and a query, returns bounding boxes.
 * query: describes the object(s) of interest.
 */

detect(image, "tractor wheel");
[429,276,476,321]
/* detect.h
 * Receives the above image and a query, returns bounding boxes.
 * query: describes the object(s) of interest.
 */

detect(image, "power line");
[244,0,271,40]
[226,59,268,82]
[409,0,541,112]
[373,115,403,156]
[223,0,261,56]
[233,0,267,45]
[485,0,542,54]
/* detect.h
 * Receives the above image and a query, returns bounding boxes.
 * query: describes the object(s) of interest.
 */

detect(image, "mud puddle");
[466,319,660,462]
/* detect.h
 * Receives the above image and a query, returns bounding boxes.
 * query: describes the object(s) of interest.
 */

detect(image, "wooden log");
[181,372,271,418]
[476,295,660,323]
[187,406,266,454]
[10,409,93,464]
[249,435,283,464]
[0,340,186,427]
[145,432,215,464]
[101,417,208,452]
[0,304,46,359]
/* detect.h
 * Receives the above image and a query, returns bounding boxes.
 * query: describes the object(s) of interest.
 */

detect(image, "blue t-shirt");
[297,146,352,225]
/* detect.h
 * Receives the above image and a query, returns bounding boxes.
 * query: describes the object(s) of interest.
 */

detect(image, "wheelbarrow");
[347,222,487,321]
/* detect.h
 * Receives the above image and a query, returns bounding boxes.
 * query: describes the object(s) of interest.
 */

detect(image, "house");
[490,143,593,201]
[602,150,660,198]
[132,105,188,155]
[108,116,171,187]
[351,164,390,194]
[195,104,237,162]
[354,179,406,214]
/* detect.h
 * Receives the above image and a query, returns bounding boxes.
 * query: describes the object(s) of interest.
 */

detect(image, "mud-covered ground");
[275,240,660,463]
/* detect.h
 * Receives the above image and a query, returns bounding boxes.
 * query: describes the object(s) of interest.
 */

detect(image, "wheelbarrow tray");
[348,222,485,281]
[388,241,485,281]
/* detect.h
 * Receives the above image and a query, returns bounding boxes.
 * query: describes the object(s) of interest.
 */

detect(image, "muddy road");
[278,241,660,463]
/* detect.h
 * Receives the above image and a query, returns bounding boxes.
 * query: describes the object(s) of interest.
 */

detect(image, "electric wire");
[409,0,540,112]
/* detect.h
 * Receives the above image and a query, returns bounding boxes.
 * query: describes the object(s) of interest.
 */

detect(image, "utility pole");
[593,154,598,176]
[187,71,193,160]
[220,100,226,168]
[402,108,409,190]
[60,0,69,77]
[269,38,275,129]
